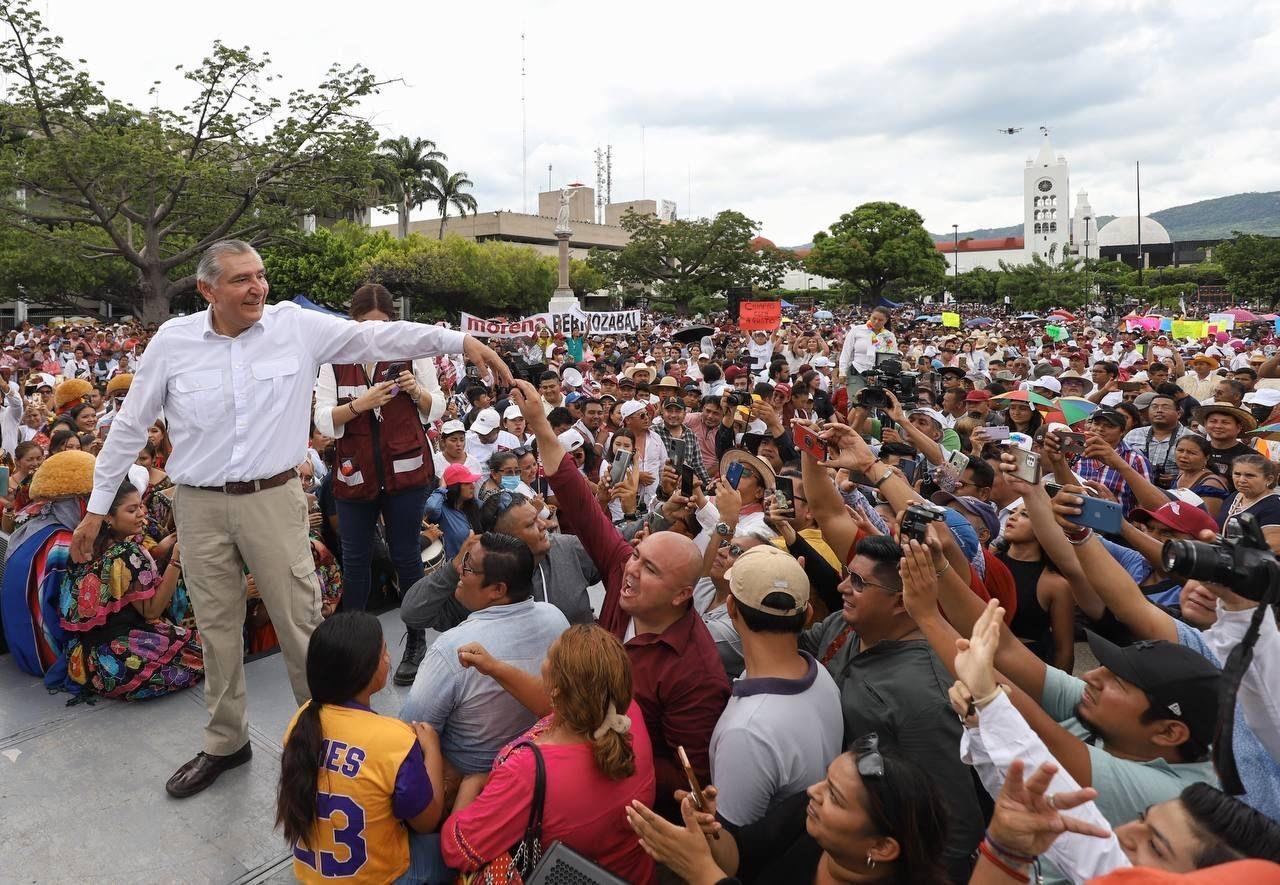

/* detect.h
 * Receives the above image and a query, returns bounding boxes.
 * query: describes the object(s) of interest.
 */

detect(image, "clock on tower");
[1037,179,1053,193]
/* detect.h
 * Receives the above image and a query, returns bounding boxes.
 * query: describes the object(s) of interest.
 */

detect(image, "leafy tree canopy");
[806,201,947,302]
[588,210,791,305]
[1216,233,1280,308]
[0,0,385,322]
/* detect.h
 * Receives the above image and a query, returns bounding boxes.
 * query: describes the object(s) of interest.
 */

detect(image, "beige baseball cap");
[725,545,810,616]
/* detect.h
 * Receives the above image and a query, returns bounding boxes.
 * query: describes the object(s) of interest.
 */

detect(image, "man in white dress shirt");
[70,240,511,798]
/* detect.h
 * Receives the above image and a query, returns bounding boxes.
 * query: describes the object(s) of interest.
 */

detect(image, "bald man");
[512,381,730,809]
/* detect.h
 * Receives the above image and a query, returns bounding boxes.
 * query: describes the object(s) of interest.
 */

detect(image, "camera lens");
[1161,539,1234,584]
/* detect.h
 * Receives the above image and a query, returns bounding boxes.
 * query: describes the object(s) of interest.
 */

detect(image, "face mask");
[500,474,521,491]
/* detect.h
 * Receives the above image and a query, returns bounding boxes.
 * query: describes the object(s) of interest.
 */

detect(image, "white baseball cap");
[503,404,524,421]
[440,420,466,437]
[1032,376,1062,395]
[562,367,584,388]
[1244,389,1280,408]
[908,407,947,428]
[558,429,585,453]
[470,408,500,435]
[619,400,648,421]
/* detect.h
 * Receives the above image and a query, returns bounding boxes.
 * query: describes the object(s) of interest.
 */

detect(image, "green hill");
[928,191,1280,242]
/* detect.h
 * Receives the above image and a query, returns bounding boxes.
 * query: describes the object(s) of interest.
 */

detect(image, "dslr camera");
[856,356,918,410]
[1161,513,1280,604]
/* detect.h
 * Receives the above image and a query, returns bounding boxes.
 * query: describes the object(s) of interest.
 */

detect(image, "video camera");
[1161,512,1279,795]
[856,354,918,410]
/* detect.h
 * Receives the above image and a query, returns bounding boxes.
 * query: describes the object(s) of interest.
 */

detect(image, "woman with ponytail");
[441,624,657,884]
[277,612,447,884]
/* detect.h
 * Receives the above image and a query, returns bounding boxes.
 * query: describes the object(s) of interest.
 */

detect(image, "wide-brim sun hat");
[719,449,776,490]
[1192,402,1258,432]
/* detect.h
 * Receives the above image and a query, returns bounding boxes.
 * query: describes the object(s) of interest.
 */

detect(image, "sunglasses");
[460,550,480,577]
[852,732,884,778]
[719,541,746,557]
[845,572,901,594]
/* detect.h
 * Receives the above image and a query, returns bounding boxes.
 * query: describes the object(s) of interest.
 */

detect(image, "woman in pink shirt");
[442,624,657,884]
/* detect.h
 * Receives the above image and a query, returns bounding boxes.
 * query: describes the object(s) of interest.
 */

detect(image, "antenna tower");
[595,147,605,223]
[521,32,527,213]
[606,145,612,205]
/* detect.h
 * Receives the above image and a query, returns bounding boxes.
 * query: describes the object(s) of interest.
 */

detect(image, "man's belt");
[196,468,297,495]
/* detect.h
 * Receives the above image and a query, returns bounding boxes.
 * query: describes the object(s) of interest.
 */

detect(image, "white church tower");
[1071,190,1095,261]
[1024,129,1070,264]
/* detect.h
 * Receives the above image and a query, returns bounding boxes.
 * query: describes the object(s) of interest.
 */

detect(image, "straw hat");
[53,378,93,410]
[1192,402,1257,432]
[719,449,776,490]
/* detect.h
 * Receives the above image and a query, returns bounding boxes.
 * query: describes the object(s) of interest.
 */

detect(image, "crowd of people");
[3,240,1280,883]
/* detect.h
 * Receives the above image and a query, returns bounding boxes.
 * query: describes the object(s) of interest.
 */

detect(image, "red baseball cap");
[965,389,992,403]
[1132,500,1218,537]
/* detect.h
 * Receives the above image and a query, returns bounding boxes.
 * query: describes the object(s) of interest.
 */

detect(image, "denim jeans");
[395,832,455,884]
[335,485,430,613]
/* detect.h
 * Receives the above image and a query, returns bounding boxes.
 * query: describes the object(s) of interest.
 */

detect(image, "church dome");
[1096,215,1172,247]
[749,236,777,251]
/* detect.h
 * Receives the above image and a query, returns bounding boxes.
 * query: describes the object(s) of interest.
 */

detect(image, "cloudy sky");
[31,0,1280,245]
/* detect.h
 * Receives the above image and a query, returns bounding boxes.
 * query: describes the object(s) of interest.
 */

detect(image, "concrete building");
[372,188,674,260]
[937,236,1027,273]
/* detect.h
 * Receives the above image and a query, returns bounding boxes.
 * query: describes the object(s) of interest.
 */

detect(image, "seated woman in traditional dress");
[59,479,202,701]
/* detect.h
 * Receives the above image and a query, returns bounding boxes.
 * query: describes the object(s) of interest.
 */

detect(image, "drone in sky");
[997,127,1023,135]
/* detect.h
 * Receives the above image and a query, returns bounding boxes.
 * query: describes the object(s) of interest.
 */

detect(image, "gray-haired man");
[72,239,511,798]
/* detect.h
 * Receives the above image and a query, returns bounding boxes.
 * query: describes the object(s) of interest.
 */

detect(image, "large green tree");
[995,254,1088,310]
[376,136,447,240]
[1216,233,1280,308]
[805,202,947,303]
[0,0,384,322]
[588,210,790,306]
[426,167,478,239]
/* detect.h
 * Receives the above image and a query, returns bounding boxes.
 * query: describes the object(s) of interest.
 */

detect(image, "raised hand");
[986,760,1109,858]
[954,598,1003,702]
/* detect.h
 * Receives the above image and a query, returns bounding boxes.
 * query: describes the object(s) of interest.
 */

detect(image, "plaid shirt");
[1074,441,1151,516]
[654,423,713,488]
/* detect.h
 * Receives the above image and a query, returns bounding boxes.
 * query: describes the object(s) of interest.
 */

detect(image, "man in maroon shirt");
[512,380,730,806]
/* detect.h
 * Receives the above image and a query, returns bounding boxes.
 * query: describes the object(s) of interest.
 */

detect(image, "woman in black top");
[994,504,1075,673]
[625,736,949,885]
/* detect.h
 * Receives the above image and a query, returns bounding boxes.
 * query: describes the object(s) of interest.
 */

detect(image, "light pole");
[952,224,959,282]
[1083,215,1092,310]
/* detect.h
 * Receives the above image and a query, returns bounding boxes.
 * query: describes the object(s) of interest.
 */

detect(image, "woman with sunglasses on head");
[625,733,949,885]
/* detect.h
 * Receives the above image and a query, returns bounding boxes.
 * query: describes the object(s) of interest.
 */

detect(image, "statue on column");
[555,185,581,235]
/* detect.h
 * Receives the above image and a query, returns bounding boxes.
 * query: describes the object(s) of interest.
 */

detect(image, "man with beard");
[654,396,712,488]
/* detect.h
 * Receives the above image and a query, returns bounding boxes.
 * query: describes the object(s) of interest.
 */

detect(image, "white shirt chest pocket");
[171,370,226,426]
[252,356,299,402]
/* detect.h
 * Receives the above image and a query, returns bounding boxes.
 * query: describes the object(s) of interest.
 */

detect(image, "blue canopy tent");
[876,296,903,309]
[292,294,346,318]
[780,300,797,309]
[813,309,834,320]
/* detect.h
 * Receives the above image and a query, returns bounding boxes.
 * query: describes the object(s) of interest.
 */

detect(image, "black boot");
[394,628,427,686]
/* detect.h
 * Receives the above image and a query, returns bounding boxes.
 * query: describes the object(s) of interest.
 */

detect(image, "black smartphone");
[384,361,409,380]
[669,438,686,471]
[680,463,695,497]
[773,475,795,517]
[1055,431,1086,457]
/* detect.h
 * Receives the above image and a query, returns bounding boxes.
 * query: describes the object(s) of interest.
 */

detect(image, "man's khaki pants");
[174,478,322,755]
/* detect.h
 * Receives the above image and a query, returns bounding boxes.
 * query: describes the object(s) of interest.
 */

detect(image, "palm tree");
[425,168,479,239]
[375,136,447,239]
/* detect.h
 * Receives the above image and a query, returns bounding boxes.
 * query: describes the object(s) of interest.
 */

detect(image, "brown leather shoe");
[165,742,253,799]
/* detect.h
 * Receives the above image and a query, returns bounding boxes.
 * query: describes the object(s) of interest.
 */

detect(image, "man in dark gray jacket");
[399,495,598,664]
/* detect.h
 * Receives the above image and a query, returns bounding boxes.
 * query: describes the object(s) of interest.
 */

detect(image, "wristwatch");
[714,521,733,538]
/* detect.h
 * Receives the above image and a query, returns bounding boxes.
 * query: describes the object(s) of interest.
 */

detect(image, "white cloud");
[32,0,1280,245]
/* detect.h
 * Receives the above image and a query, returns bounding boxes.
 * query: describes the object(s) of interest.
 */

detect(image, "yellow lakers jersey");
[284,702,421,884]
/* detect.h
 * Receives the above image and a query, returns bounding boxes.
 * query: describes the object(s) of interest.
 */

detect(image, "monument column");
[547,185,582,315]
